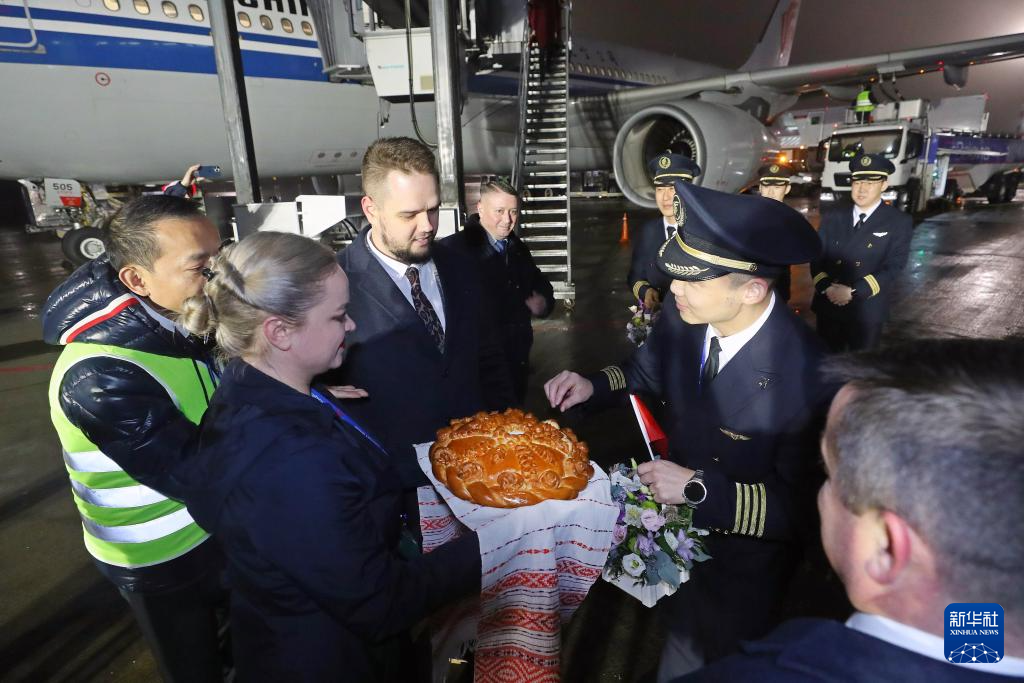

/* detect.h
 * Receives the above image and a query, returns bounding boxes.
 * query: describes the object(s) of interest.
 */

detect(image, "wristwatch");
[682,469,707,507]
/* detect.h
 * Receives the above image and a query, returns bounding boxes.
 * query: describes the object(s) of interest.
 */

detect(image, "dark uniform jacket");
[442,216,555,402]
[811,202,912,326]
[587,300,836,658]
[181,361,481,683]
[333,228,515,490]
[679,618,1006,682]
[628,216,674,302]
[42,257,221,591]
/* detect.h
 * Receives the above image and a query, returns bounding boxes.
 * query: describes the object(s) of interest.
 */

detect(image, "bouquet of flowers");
[626,302,658,347]
[602,460,710,607]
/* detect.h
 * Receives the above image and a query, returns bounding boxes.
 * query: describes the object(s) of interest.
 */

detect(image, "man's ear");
[741,277,771,305]
[784,184,792,196]
[119,265,151,297]
[361,195,377,224]
[865,509,912,585]
[261,315,294,353]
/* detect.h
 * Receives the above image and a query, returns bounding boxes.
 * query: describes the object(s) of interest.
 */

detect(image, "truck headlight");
[882,190,898,201]
[820,192,834,201]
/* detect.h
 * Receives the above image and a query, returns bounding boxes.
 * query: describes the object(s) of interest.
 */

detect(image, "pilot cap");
[648,153,702,186]
[757,163,794,186]
[656,181,821,281]
[849,153,895,181]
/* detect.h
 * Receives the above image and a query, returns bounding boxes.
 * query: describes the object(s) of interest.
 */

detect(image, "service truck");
[820,95,1023,213]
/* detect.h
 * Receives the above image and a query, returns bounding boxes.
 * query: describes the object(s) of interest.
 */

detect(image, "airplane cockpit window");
[188,4,203,21]
[103,0,120,10]
[260,15,273,30]
[133,0,150,15]
[281,18,294,33]
[162,1,177,18]
[302,20,314,36]
[238,11,252,28]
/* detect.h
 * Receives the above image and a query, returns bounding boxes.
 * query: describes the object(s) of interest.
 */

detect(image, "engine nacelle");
[612,101,776,208]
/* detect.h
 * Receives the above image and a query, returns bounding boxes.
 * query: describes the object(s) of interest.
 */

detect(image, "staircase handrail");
[511,31,531,193]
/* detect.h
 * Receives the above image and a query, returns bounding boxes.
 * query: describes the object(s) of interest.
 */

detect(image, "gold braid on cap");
[675,233,758,273]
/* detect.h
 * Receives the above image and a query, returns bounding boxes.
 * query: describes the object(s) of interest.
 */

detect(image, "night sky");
[575,0,1024,131]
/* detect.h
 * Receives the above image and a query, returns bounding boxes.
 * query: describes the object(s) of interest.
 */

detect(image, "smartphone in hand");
[196,165,222,178]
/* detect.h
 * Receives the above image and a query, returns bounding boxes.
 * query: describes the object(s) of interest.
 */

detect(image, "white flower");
[622,553,645,578]
[662,530,679,552]
[624,504,644,528]
[695,528,710,537]
[611,470,641,492]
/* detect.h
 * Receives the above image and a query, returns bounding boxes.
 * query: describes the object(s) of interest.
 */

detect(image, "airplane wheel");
[62,228,106,266]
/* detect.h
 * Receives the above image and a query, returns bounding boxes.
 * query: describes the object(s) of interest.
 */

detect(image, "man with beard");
[332,137,514,520]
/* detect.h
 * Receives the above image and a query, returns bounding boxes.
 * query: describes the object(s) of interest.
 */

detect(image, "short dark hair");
[479,177,518,199]
[361,137,438,199]
[824,339,1024,616]
[105,195,205,271]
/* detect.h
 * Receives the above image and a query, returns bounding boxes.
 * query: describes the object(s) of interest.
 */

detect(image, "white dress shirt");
[663,217,678,240]
[365,231,447,330]
[701,292,776,372]
[852,199,882,226]
[139,298,192,338]
[847,612,1024,677]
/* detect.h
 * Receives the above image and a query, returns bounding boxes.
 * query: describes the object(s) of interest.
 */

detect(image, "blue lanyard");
[309,389,387,455]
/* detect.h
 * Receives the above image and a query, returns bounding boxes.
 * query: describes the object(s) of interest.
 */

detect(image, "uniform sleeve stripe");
[632,280,650,300]
[732,483,743,533]
[756,483,767,538]
[864,274,881,297]
[812,272,828,285]
[601,366,627,391]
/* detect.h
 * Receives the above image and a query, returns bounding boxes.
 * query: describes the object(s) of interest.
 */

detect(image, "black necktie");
[667,224,677,239]
[405,267,445,354]
[702,336,721,385]
[854,213,866,231]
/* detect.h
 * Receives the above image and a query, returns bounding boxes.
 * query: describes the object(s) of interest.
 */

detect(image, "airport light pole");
[208,0,261,204]
[429,0,466,216]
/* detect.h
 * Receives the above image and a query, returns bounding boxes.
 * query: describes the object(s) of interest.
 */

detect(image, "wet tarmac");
[1,195,1021,681]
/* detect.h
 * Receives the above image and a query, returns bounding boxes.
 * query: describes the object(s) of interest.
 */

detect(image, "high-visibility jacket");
[49,342,213,568]
[854,89,875,113]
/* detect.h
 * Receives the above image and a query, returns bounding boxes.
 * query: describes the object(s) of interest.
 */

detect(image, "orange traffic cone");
[619,212,630,243]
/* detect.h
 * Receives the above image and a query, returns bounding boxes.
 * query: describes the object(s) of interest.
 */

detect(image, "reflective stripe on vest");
[854,91,875,112]
[49,342,215,568]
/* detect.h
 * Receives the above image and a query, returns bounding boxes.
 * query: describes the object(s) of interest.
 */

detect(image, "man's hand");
[825,284,853,306]
[325,385,369,400]
[643,288,661,312]
[544,371,593,412]
[636,459,695,505]
[525,291,548,317]
[181,163,201,187]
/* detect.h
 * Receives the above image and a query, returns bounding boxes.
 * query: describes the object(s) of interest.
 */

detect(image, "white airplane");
[1,0,1022,209]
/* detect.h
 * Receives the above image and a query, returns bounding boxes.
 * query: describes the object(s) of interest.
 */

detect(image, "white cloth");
[139,298,191,338]
[365,230,446,330]
[416,444,617,681]
[852,199,882,225]
[702,292,776,373]
[847,612,1024,677]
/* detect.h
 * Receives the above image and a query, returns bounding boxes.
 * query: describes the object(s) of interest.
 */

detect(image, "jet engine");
[612,100,776,208]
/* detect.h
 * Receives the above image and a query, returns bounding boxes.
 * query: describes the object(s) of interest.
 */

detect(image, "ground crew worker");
[42,196,226,682]
[852,84,876,123]
[757,163,796,301]
[811,153,913,351]
[628,152,702,311]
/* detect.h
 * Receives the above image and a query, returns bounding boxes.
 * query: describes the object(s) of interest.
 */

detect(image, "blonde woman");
[180,232,480,682]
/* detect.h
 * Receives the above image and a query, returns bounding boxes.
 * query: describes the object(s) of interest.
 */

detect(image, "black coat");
[811,201,913,326]
[627,215,674,302]
[679,618,1006,682]
[333,228,515,489]
[587,300,836,659]
[442,217,555,401]
[182,361,481,683]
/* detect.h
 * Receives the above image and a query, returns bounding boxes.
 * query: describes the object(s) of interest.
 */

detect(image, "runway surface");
[1,195,1021,681]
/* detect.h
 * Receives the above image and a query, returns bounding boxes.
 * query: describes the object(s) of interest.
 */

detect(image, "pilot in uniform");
[756,163,795,301]
[811,153,913,351]
[545,182,836,680]
[628,153,701,311]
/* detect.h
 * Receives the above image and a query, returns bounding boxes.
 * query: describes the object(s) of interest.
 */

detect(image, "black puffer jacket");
[42,257,217,501]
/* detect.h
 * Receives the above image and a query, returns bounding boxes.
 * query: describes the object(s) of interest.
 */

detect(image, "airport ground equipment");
[820,96,1023,212]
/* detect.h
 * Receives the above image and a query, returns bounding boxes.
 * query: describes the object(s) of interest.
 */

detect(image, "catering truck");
[820,95,1023,213]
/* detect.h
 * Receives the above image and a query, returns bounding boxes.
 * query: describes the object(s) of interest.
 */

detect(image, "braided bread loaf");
[429,409,593,508]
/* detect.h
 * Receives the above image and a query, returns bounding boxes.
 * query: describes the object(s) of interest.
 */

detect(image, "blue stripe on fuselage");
[0,28,324,81]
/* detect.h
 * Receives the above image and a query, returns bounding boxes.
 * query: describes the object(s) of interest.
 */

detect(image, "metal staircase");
[514,36,574,305]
